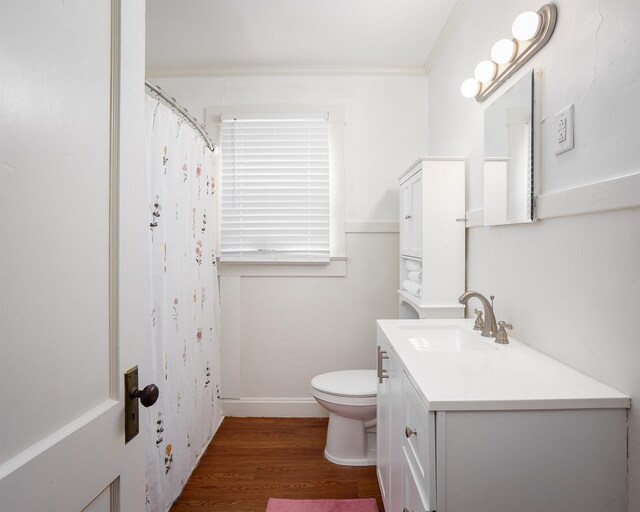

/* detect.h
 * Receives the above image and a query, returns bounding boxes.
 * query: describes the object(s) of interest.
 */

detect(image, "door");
[0,1,147,510]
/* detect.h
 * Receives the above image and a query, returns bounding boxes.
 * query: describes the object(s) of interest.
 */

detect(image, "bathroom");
[1,0,640,511]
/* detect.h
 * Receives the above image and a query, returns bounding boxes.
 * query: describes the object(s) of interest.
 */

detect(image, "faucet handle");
[473,309,484,331]
[495,320,512,344]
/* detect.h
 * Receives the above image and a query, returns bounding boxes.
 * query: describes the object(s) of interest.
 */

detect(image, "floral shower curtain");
[143,95,223,511]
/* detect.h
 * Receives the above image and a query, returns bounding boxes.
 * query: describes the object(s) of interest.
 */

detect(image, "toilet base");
[324,413,376,466]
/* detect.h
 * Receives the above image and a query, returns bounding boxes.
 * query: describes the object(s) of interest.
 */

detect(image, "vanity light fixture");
[460,78,480,98]
[474,60,497,83]
[460,3,557,102]
[490,39,517,65]
[512,11,542,41]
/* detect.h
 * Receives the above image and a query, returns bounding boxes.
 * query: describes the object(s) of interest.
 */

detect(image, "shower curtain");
[143,95,223,511]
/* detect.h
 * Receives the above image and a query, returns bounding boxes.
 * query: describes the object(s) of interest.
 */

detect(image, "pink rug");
[266,498,379,512]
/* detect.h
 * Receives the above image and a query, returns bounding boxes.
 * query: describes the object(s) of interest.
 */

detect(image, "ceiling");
[145,0,461,74]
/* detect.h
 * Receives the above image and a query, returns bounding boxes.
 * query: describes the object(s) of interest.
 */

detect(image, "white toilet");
[310,369,377,466]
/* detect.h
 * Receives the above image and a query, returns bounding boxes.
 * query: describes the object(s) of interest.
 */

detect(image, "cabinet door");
[399,179,413,256]
[388,349,404,512]
[403,374,436,510]
[409,173,423,256]
[376,343,391,504]
[376,339,403,512]
[400,171,423,258]
[403,452,429,512]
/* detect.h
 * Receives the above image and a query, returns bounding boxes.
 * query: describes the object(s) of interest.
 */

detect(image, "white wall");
[152,74,429,414]
[427,1,640,510]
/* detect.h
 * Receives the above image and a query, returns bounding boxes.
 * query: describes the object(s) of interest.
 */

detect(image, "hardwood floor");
[170,417,384,512]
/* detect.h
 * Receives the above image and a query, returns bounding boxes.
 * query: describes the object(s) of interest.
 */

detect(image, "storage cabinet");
[376,320,630,512]
[398,158,465,319]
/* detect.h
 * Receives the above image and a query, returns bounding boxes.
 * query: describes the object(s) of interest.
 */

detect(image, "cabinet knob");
[405,426,417,438]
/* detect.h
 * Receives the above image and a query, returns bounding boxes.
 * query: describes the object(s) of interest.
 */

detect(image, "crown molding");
[145,65,428,79]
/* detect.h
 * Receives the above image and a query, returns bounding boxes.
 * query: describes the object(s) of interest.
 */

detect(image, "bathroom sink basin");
[398,325,496,352]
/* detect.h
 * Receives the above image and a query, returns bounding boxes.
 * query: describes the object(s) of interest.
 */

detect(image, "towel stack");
[402,259,423,298]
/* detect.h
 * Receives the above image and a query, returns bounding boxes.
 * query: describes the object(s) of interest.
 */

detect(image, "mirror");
[483,71,534,226]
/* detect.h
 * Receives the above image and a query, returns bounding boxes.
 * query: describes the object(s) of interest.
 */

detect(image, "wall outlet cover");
[555,104,575,155]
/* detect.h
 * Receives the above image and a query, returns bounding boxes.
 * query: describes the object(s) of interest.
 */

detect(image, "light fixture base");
[475,3,557,103]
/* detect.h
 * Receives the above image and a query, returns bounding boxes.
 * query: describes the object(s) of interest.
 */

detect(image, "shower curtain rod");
[145,80,217,153]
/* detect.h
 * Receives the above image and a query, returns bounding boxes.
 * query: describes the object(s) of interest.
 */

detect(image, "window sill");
[217,256,348,277]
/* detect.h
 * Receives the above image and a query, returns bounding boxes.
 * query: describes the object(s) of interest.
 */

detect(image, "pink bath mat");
[266,498,379,512]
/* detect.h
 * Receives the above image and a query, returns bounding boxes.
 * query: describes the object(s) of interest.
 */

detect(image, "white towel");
[405,259,422,272]
[407,271,422,284]
[402,280,422,298]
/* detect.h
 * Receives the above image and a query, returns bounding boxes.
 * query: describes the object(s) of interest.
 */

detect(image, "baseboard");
[221,397,329,418]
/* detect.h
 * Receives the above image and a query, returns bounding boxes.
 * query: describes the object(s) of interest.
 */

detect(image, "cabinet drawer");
[402,448,429,512]
[402,374,436,508]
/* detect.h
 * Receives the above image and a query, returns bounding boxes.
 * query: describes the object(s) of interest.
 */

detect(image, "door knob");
[130,383,159,407]
[124,366,159,443]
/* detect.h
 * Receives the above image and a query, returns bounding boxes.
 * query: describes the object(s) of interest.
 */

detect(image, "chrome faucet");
[458,291,498,338]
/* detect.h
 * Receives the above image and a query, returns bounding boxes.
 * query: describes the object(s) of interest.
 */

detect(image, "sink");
[398,325,496,352]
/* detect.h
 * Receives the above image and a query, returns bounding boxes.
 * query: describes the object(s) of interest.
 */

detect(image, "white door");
[0,1,148,511]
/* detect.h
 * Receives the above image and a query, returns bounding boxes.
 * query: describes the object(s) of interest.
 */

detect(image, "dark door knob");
[130,384,159,407]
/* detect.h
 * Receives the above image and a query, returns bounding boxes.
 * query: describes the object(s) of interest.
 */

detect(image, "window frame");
[206,104,346,277]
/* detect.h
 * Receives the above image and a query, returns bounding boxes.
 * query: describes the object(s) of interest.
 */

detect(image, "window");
[220,113,330,263]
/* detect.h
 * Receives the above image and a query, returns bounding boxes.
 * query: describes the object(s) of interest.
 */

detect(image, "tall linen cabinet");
[398,158,466,319]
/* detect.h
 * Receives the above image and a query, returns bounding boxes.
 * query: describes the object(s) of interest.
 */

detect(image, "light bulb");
[491,39,517,65]
[512,11,541,41]
[460,78,480,98]
[474,60,497,83]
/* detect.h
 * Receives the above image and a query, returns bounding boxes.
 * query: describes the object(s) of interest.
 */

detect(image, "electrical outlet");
[555,104,574,155]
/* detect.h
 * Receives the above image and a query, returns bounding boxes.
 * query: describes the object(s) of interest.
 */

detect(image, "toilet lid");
[311,370,377,398]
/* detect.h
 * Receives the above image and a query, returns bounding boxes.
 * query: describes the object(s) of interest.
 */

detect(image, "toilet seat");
[311,370,377,406]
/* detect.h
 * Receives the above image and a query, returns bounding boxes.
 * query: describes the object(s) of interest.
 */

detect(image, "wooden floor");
[170,417,383,512]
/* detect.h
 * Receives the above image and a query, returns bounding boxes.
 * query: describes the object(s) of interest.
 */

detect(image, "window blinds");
[220,114,330,263]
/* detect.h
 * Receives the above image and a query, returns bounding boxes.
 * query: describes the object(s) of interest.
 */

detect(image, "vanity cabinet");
[376,319,630,512]
[398,158,465,319]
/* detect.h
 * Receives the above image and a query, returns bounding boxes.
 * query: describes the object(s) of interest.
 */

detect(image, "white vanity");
[376,319,630,512]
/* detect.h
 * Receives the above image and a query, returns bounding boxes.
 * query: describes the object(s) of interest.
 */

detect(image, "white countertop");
[377,318,631,411]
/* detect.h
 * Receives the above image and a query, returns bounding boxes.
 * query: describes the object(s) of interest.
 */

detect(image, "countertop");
[377,318,631,411]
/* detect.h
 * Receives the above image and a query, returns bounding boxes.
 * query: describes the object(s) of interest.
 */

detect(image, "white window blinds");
[220,113,330,263]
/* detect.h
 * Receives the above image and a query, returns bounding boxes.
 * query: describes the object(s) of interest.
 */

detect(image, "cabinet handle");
[377,347,389,383]
[405,426,417,438]
[404,215,412,220]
